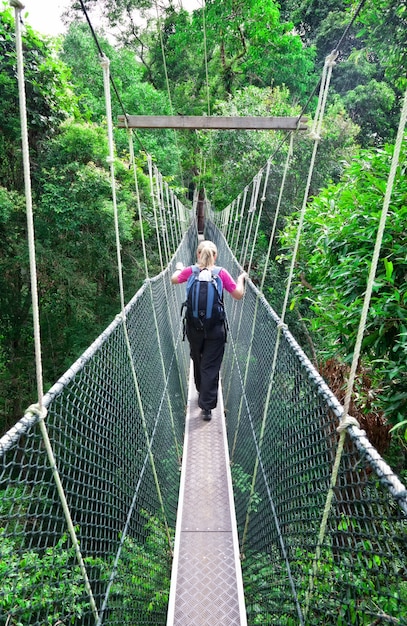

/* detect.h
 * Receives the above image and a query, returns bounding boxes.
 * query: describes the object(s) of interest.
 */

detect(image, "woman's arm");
[230,272,248,300]
[171,263,191,284]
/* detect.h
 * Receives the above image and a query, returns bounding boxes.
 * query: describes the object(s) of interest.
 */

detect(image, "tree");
[0,119,159,434]
[356,0,407,91]
[280,137,407,426]
[278,0,405,147]
[60,21,182,179]
[0,6,78,191]
[146,0,315,105]
[199,86,359,210]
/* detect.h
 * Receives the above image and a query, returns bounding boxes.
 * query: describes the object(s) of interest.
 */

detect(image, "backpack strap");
[182,265,201,321]
[206,266,223,319]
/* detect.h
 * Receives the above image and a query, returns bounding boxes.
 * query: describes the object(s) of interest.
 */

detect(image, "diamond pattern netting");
[0,220,406,625]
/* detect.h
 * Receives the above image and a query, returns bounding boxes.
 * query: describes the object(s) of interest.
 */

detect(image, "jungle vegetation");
[0,0,406,479]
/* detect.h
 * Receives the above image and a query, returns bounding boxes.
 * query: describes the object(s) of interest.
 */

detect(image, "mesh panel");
[1,221,406,625]
[0,229,196,626]
[206,220,407,626]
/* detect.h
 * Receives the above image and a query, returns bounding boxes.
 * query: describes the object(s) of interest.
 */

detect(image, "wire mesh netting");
[206,221,407,626]
[1,219,406,626]
[0,223,197,626]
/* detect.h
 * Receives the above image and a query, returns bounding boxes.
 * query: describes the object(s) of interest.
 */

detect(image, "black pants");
[186,322,226,411]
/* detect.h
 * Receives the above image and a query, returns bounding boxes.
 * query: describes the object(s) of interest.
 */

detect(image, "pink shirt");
[177,265,237,293]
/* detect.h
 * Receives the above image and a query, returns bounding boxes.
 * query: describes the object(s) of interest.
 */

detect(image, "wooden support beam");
[117,115,308,131]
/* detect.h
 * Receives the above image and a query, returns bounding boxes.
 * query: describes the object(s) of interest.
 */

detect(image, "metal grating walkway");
[166,365,247,626]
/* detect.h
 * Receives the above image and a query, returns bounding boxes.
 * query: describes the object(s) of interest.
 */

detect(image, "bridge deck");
[166,366,247,626]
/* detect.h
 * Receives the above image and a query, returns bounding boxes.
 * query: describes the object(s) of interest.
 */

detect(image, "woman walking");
[171,240,247,420]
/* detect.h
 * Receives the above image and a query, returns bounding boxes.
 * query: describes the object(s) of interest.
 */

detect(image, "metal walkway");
[166,366,247,626]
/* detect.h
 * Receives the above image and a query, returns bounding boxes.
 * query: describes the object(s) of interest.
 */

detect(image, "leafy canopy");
[280,138,407,424]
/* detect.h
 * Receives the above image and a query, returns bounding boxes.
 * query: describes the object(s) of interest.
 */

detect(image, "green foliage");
[341,79,398,146]
[279,0,404,147]
[99,0,315,112]
[280,138,407,424]
[0,529,89,626]
[0,119,156,432]
[243,538,407,625]
[199,85,302,208]
[356,0,407,90]
[95,511,172,624]
[0,6,79,191]
[1,486,172,625]
[231,463,262,513]
[60,22,180,177]
[0,187,33,433]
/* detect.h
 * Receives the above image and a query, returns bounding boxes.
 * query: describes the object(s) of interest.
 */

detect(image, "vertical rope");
[154,1,185,191]
[247,158,272,275]
[228,134,295,454]
[234,186,248,259]
[260,133,294,292]
[148,154,165,272]
[99,61,173,620]
[200,0,216,201]
[342,90,407,418]
[241,53,337,555]
[128,132,186,447]
[155,167,170,266]
[304,86,407,617]
[230,193,242,250]
[165,180,176,255]
[11,2,99,621]
[224,307,305,626]
[239,175,261,267]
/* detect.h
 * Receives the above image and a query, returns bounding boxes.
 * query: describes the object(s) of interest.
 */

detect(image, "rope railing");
[0,231,194,626]
[206,220,407,626]
[1,220,406,625]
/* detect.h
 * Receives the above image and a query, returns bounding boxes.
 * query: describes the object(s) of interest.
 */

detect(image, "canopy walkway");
[1,219,406,625]
[1,4,407,624]
[166,371,246,625]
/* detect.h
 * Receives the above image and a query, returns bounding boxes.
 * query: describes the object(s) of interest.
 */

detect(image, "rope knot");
[309,131,321,141]
[106,156,114,164]
[100,55,110,69]
[326,50,339,67]
[116,312,126,323]
[337,414,360,433]
[25,403,47,421]
[277,321,288,331]
[10,0,25,9]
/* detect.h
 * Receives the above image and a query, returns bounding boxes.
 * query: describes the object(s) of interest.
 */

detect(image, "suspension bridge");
[1,1,407,625]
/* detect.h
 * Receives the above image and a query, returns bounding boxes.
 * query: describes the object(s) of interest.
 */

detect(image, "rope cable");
[223,305,305,625]
[11,3,99,621]
[128,131,187,445]
[304,87,407,614]
[154,1,185,191]
[96,318,186,625]
[100,55,173,555]
[260,132,294,292]
[156,166,172,266]
[165,180,177,256]
[342,89,407,420]
[247,158,272,275]
[228,134,295,455]
[148,154,165,272]
[230,193,242,249]
[333,0,368,54]
[234,187,248,257]
[241,53,336,560]
[239,175,261,268]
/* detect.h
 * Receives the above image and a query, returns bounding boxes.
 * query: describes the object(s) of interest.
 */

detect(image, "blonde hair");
[197,240,217,269]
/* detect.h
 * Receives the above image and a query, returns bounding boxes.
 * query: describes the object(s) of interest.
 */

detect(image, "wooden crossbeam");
[117,115,308,131]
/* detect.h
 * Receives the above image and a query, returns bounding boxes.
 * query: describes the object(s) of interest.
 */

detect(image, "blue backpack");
[182,265,225,333]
